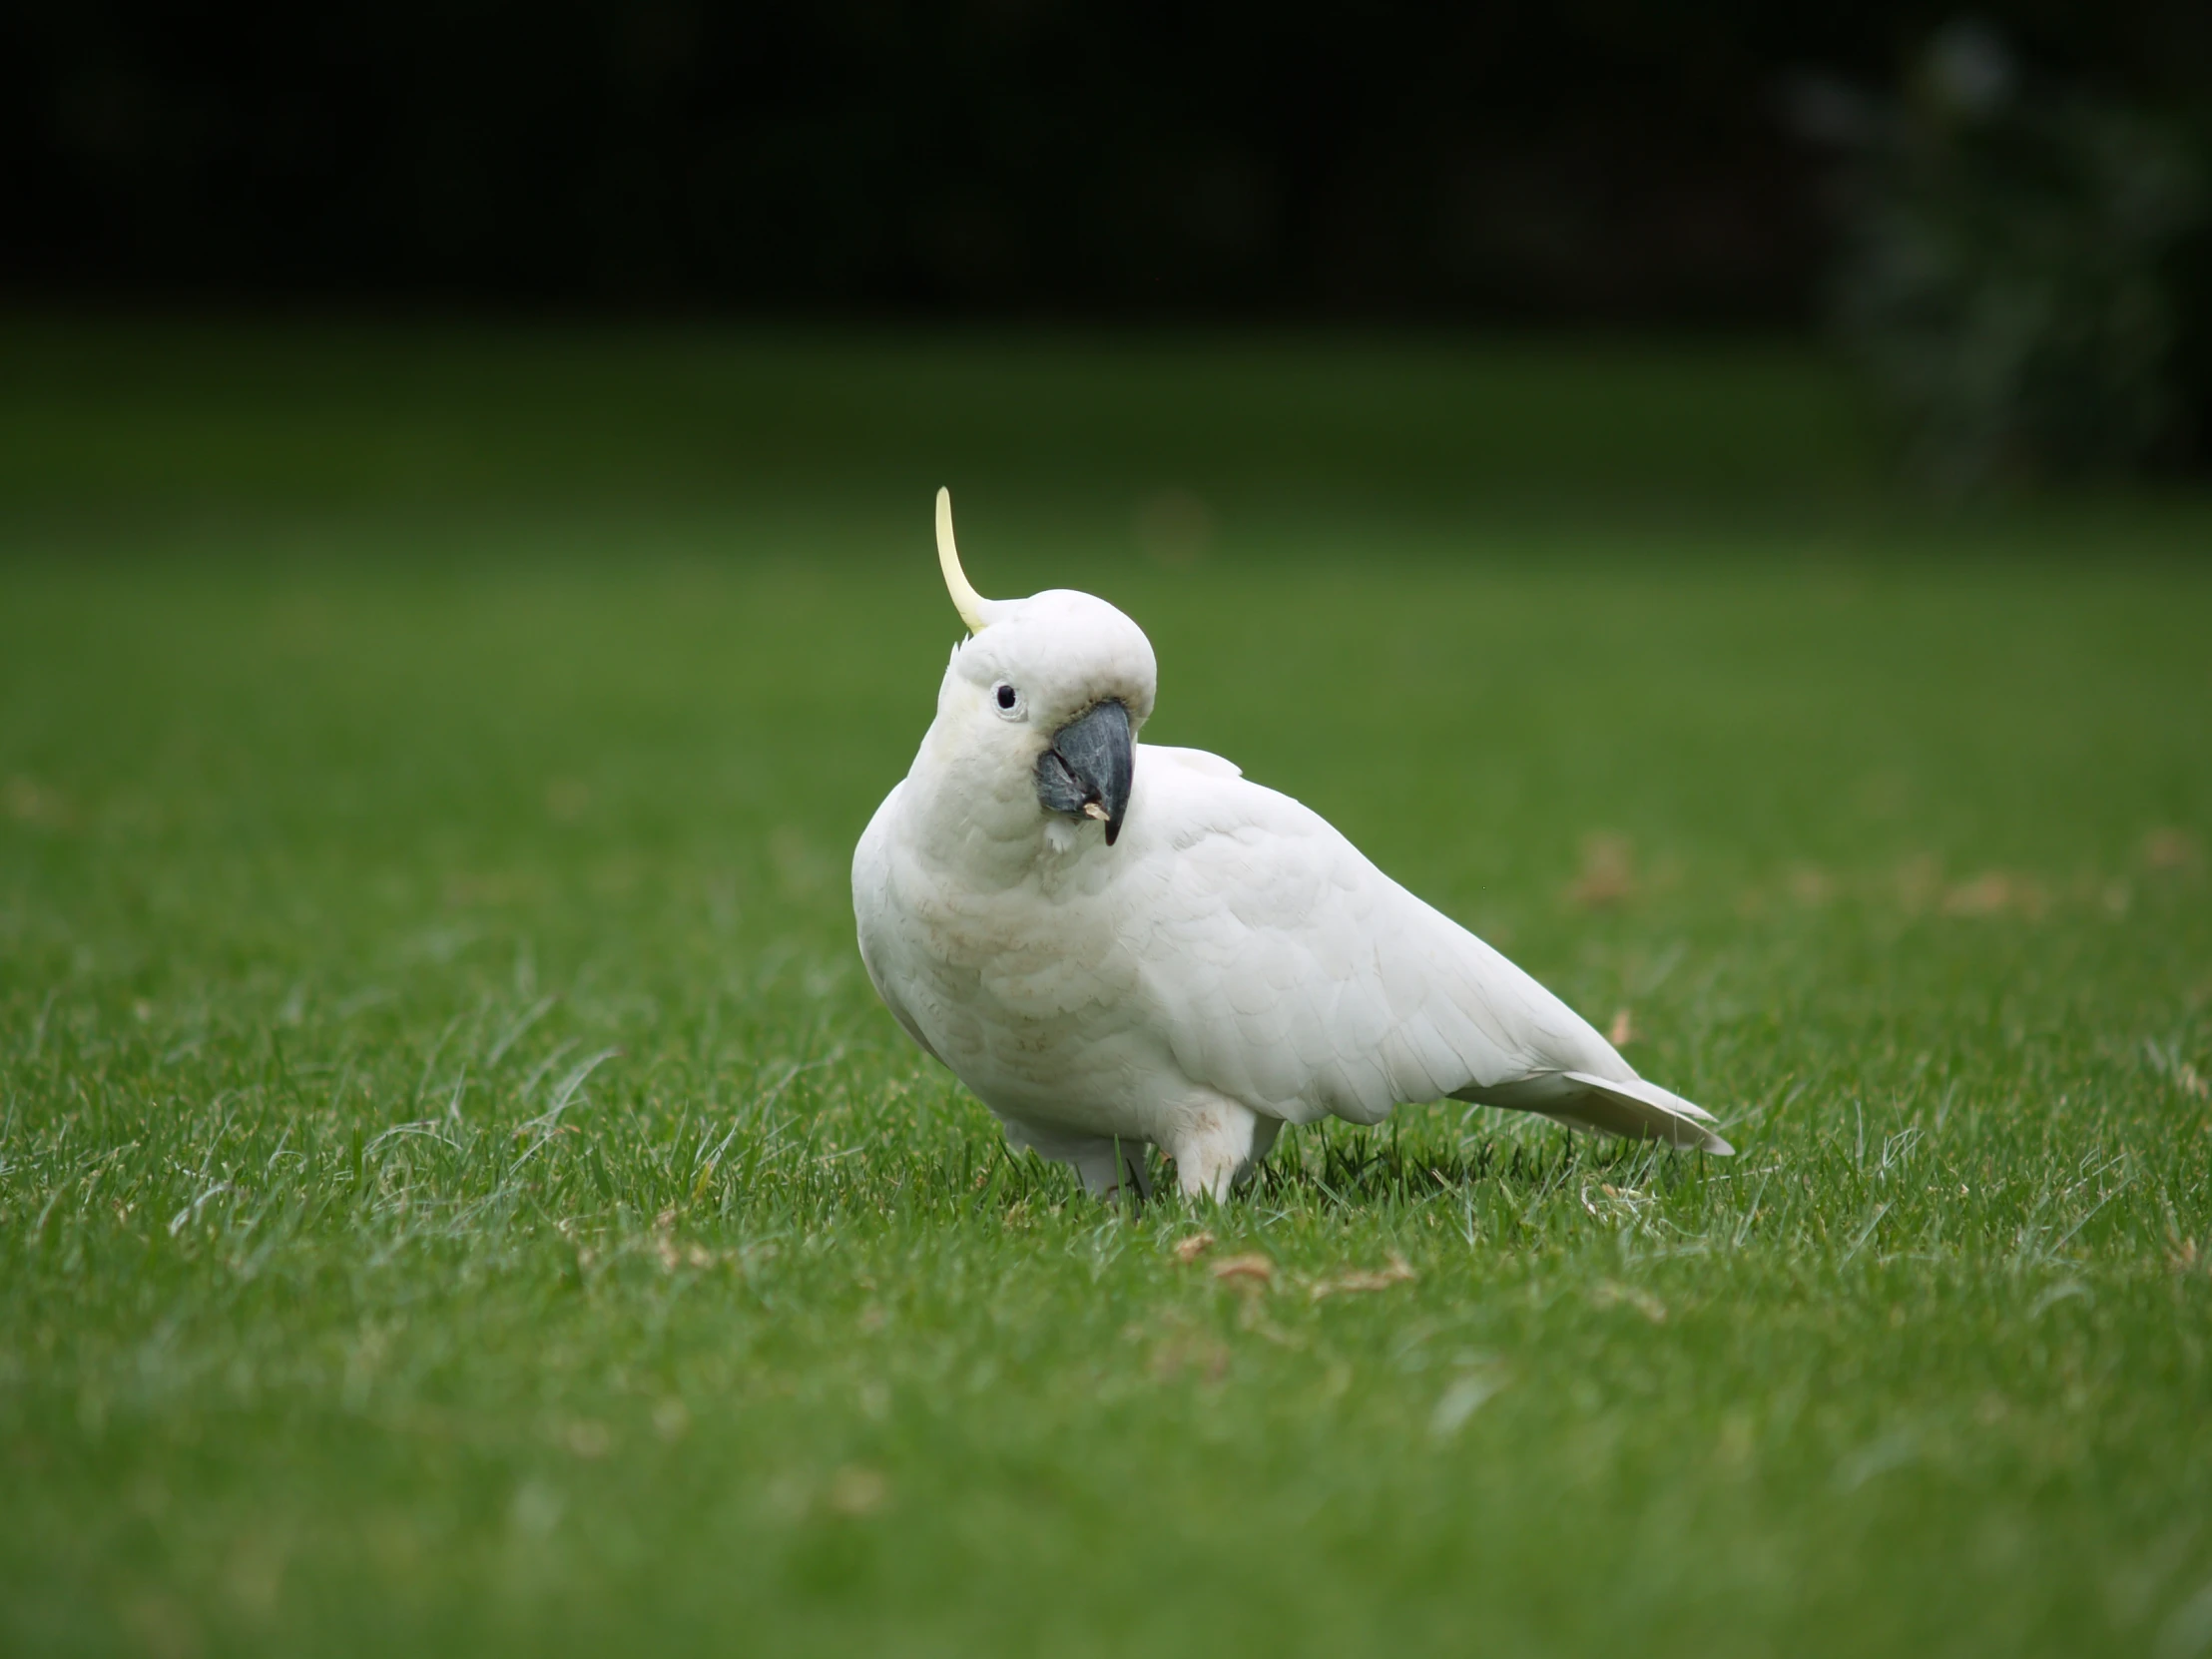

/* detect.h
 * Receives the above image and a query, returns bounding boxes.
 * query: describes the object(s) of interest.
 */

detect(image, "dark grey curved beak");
[1035,699,1133,844]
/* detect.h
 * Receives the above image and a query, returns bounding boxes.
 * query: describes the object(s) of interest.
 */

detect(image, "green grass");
[3,320,2211,1657]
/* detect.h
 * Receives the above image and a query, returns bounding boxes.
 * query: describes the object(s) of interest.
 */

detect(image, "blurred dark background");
[5,1,2210,479]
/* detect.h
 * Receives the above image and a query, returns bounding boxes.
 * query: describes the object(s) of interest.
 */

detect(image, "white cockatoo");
[852,491,1732,1200]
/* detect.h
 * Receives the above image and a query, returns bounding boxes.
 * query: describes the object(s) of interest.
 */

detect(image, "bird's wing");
[851,782,942,1063]
[1136,742,1242,780]
[1117,761,1729,1151]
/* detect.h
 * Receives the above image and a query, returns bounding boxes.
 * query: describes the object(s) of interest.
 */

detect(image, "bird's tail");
[1547,1071,1733,1155]
[1459,1070,1734,1154]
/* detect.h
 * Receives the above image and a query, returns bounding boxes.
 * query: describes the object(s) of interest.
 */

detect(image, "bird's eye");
[993,683,1021,716]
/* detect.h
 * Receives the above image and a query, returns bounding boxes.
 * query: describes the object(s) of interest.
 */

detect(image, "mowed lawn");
[2,322,2210,1657]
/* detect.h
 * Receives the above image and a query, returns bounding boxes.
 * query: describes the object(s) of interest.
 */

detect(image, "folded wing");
[1119,752,1731,1153]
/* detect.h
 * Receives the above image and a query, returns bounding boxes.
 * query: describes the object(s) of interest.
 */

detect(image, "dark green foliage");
[1822,24,2203,488]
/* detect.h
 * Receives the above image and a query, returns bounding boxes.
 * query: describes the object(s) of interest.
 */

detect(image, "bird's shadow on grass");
[975,1117,1702,1220]
[1248,1120,1681,1216]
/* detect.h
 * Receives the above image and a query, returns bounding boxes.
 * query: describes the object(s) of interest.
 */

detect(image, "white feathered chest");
[855,768,1173,1137]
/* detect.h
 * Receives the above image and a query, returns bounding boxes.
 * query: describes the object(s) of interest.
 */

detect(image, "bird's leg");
[998,1120,1151,1203]
[1247,1115,1284,1173]
[1067,1136,1154,1204]
[1166,1097,1271,1202]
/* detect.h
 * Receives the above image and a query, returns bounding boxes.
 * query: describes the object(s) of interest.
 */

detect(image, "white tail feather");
[1552,1071,1734,1154]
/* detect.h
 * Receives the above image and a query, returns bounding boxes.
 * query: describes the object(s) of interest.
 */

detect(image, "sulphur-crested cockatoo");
[853,491,1732,1200]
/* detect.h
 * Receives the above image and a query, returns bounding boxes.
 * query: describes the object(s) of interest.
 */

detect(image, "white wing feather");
[1115,751,1731,1153]
[852,781,942,1063]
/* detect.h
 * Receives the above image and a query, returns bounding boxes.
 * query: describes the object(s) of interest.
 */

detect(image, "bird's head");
[926,489,1156,847]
